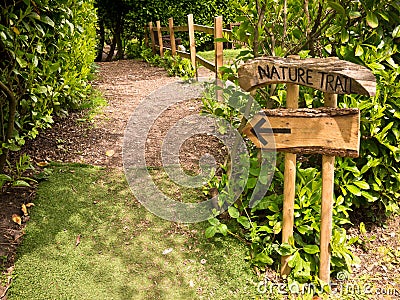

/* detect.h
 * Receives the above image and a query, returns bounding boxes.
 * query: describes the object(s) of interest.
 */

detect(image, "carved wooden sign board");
[238,56,376,95]
[239,57,376,157]
[245,108,360,157]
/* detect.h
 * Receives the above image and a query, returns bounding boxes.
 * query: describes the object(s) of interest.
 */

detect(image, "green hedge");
[0,0,97,170]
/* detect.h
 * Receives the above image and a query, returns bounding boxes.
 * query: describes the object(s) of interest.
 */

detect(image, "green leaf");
[228,206,240,218]
[366,12,379,28]
[40,15,55,27]
[324,44,332,54]
[327,1,345,15]
[353,181,370,190]
[278,243,296,256]
[249,166,259,176]
[355,45,364,56]
[341,29,349,43]
[359,222,366,234]
[214,37,229,43]
[361,191,377,202]
[12,180,31,187]
[393,25,400,38]
[348,11,362,19]
[247,177,257,189]
[258,173,269,185]
[36,86,47,94]
[303,244,319,254]
[254,252,274,265]
[288,251,301,268]
[29,12,40,20]
[326,25,342,37]
[208,217,219,226]
[297,225,313,235]
[367,62,385,70]
[218,223,228,236]
[237,216,251,229]
[0,174,12,182]
[0,31,6,41]
[205,226,217,238]
[346,184,361,196]
[378,12,389,22]
[16,57,27,68]
[32,56,38,68]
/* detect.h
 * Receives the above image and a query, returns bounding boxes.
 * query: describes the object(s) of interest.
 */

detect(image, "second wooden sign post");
[238,56,376,284]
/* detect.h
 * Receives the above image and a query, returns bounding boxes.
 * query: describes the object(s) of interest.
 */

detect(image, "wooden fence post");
[148,22,156,54]
[280,54,300,276]
[156,20,163,57]
[319,92,338,284]
[169,17,176,56]
[187,14,197,77]
[214,16,223,79]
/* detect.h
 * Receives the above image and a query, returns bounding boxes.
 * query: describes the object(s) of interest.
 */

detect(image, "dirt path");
[0,61,224,297]
[22,60,177,168]
[19,61,222,170]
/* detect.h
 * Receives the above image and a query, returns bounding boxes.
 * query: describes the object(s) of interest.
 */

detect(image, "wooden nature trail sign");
[238,56,376,96]
[238,56,376,285]
[245,108,360,158]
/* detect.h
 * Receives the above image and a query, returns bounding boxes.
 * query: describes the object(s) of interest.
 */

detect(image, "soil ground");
[0,60,399,299]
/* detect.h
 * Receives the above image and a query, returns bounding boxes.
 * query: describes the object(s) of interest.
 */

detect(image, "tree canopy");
[94,0,238,60]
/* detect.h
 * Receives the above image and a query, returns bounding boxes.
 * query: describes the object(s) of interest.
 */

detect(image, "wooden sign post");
[238,56,376,285]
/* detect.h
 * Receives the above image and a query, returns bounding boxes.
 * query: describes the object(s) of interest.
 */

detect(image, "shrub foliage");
[203,0,400,286]
[0,0,97,171]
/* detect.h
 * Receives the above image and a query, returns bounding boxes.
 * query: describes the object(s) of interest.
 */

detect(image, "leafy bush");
[0,0,97,171]
[202,0,400,287]
[125,39,144,59]
[201,84,360,286]
[141,48,195,78]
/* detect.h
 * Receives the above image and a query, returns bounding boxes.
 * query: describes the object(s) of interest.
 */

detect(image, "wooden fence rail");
[146,14,233,78]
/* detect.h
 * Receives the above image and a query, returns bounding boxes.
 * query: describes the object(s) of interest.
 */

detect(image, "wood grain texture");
[187,14,196,73]
[148,22,156,54]
[280,67,299,276]
[214,16,223,78]
[156,21,163,57]
[243,108,360,157]
[238,56,376,96]
[319,93,337,285]
[194,24,214,35]
[168,18,176,56]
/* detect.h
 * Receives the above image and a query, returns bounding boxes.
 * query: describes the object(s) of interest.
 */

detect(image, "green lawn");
[197,49,246,65]
[9,163,257,300]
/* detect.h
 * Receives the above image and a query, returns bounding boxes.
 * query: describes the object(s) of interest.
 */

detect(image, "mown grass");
[10,165,395,300]
[9,163,257,300]
[197,49,246,65]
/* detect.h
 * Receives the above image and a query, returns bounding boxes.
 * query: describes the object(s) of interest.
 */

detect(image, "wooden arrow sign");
[238,56,376,96]
[243,108,360,157]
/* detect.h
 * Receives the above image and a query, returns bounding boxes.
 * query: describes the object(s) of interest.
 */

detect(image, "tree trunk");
[115,31,123,60]
[95,19,105,62]
[115,15,124,60]
[106,37,116,61]
[253,0,267,57]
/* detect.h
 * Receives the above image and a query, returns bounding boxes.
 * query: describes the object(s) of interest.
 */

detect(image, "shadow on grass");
[9,163,256,300]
